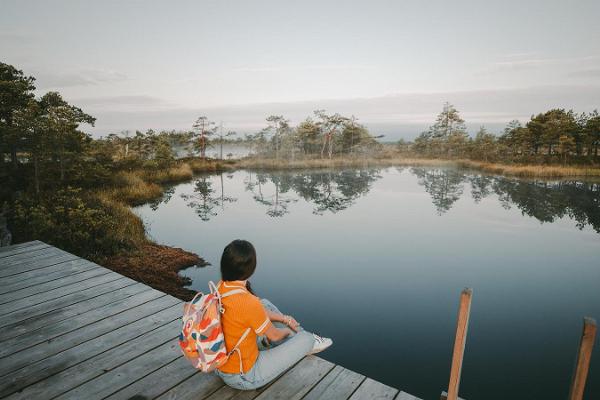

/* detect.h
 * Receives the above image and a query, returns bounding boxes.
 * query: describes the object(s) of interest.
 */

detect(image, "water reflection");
[180,174,238,221]
[167,167,600,233]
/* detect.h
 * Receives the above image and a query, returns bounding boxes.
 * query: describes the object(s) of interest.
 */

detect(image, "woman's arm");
[264,324,293,342]
[266,310,299,331]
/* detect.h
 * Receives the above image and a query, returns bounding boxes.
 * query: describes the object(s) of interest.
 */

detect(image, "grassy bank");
[236,156,600,178]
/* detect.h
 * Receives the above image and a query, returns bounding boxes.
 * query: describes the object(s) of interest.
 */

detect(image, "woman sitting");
[215,239,332,390]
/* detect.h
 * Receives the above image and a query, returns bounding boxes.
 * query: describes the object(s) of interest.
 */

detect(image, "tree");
[420,103,468,157]
[296,118,321,155]
[314,110,348,159]
[12,99,45,194]
[471,126,496,161]
[192,116,214,158]
[265,115,290,159]
[39,92,95,181]
[0,62,36,168]
[558,135,576,165]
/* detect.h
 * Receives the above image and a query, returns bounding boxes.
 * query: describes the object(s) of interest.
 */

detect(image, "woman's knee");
[260,298,280,313]
[293,331,314,352]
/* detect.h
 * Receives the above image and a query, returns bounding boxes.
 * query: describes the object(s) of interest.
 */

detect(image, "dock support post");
[568,317,597,400]
[441,288,472,400]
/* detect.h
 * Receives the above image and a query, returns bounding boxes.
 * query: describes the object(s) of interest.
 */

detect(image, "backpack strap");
[184,291,204,316]
[227,327,252,375]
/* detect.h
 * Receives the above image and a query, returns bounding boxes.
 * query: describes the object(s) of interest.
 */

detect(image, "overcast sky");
[2,0,600,139]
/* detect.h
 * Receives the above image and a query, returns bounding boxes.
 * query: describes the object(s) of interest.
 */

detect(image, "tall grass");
[455,160,600,177]
[102,171,163,206]
[145,163,193,184]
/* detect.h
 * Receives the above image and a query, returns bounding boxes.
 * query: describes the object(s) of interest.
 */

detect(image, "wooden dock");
[0,241,420,400]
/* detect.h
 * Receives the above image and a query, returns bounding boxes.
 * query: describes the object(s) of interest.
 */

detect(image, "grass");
[455,160,600,177]
[235,155,600,178]
[102,171,163,206]
[144,163,193,184]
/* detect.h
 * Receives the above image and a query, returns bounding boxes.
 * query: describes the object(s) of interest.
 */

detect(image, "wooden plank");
[0,263,113,306]
[397,391,423,400]
[0,246,72,267]
[156,371,224,400]
[0,258,99,294]
[303,365,365,400]
[0,276,134,328]
[203,384,264,400]
[104,356,200,400]
[0,290,172,374]
[349,378,398,400]
[53,338,183,399]
[0,241,49,258]
[0,278,140,338]
[0,252,81,278]
[568,317,597,400]
[444,288,473,400]
[0,303,182,398]
[254,356,335,400]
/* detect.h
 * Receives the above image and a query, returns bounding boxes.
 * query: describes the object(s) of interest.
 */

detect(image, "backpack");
[178,281,251,373]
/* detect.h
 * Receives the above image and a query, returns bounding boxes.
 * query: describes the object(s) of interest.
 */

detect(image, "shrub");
[10,187,145,260]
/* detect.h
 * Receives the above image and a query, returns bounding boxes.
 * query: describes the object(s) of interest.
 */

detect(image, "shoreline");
[85,155,600,300]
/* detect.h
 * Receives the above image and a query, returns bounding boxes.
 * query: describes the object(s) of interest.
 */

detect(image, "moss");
[104,242,208,301]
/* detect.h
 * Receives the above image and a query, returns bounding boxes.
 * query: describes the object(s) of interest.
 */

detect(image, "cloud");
[231,65,377,73]
[569,68,600,78]
[34,69,129,89]
[83,84,600,140]
[72,95,168,108]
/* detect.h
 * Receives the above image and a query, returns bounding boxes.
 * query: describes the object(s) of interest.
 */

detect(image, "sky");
[1,0,600,140]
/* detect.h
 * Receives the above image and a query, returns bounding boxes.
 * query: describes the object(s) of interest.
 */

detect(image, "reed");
[103,171,163,206]
[145,163,193,183]
[455,160,600,177]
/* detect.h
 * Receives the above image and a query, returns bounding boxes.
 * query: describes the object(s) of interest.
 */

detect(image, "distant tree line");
[241,111,382,159]
[410,102,600,164]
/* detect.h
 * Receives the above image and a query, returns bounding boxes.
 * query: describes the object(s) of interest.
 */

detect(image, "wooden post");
[568,317,597,400]
[441,288,473,400]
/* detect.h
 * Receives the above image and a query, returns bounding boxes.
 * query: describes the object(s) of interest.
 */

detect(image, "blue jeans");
[215,299,314,390]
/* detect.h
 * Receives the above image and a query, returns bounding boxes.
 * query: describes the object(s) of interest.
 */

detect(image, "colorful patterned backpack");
[178,281,250,373]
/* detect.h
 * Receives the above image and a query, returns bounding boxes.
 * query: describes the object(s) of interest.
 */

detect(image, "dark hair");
[220,240,257,282]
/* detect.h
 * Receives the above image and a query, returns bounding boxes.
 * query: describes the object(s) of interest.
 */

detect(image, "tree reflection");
[179,168,600,234]
[246,172,296,217]
[149,185,176,211]
[181,173,237,221]
[411,168,465,215]
[245,169,381,216]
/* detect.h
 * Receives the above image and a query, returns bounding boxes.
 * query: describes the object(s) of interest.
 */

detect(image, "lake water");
[134,167,600,400]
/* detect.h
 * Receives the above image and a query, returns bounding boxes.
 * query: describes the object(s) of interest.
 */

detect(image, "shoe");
[309,333,332,354]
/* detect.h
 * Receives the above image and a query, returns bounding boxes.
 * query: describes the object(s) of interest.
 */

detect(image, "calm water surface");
[135,167,600,400]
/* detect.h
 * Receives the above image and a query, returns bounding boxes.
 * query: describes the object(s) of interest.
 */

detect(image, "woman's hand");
[283,315,299,332]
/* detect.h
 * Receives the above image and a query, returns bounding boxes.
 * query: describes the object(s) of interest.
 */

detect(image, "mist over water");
[135,167,600,400]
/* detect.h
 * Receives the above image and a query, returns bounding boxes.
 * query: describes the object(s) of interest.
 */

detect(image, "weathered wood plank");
[0,276,134,328]
[105,356,199,400]
[0,252,81,278]
[0,303,182,398]
[303,365,365,400]
[155,371,224,400]
[396,391,423,400]
[349,378,398,400]
[0,241,49,258]
[253,356,335,400]
[0,290,173,374]
[568,317,597,400]
[0,278,141,339]
[0,258,99,294]
[54,338,183,399]
[0,264,114,306]
[0,246,72,267]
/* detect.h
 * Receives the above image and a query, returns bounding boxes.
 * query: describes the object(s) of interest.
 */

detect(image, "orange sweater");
[217,281,273,374]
